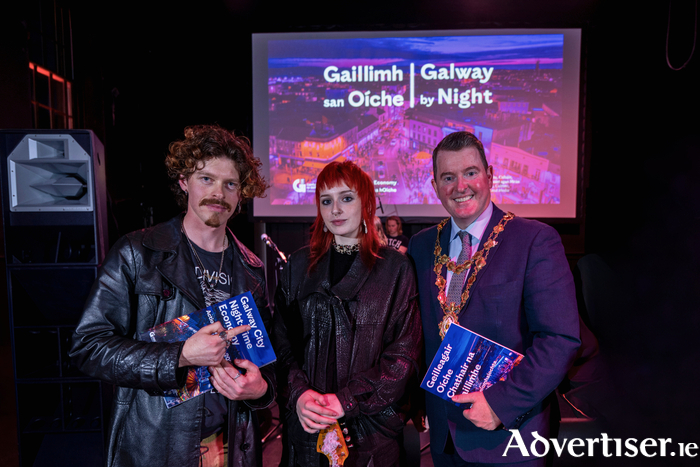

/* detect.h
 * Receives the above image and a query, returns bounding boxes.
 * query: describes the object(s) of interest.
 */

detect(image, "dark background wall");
[1,0,699,465]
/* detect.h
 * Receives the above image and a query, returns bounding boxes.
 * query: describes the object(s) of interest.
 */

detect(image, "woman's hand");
[295,389,344,433]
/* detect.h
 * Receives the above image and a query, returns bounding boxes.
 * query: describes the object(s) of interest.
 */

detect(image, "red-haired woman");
[273,161,422,466]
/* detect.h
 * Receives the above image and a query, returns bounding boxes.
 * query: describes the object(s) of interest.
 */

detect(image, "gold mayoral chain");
[434,212,515,340]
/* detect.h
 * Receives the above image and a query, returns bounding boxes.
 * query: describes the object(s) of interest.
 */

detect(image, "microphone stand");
[261,234,286,301]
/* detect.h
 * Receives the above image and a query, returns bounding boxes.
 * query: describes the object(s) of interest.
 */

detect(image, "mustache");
[199,198,232,211]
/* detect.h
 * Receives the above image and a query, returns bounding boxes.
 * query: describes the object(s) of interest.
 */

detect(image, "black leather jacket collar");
[298,247,372,301]
[134,214,266,309]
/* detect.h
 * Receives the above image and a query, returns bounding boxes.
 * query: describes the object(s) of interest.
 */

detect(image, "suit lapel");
[431,221,452,329]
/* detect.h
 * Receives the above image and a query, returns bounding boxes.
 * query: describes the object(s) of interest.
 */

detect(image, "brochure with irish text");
[140,291,276,408]
[420,324,524,406]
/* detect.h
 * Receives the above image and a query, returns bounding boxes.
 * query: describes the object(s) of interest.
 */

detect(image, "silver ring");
[233,372,241,380]
[219,331,231,348]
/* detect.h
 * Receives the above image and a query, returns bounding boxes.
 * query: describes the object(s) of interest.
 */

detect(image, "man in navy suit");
[408,131,580,466]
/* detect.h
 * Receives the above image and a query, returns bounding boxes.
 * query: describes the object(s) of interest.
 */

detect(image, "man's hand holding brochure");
[420,323,524,430]
[141,291,276,408]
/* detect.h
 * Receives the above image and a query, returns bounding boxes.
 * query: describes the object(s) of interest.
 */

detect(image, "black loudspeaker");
[0,130,110,467]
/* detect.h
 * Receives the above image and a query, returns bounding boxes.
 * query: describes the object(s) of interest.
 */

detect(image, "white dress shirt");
[444,202,494,292]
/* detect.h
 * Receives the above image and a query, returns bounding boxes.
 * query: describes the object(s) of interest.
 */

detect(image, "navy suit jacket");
[408,204,580,463]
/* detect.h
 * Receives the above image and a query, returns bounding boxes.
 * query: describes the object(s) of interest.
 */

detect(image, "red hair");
[308,161,381,272]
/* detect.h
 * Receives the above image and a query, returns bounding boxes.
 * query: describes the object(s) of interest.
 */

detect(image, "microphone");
[261,233,287,263]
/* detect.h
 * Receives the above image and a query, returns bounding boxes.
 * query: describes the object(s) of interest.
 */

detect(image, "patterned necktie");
[446,230,472,306]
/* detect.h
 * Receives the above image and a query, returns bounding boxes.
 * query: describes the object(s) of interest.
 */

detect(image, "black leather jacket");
[70,215,275,467]
[273,246,422,466]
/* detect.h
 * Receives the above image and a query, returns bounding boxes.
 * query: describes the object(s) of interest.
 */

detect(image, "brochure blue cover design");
[420,324,524,406]
[141,291,276,408]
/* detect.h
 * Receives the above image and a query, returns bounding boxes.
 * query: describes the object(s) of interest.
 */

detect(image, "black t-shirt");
[387,234,409,251]
[185,235,233,439]
[330,247,357,287]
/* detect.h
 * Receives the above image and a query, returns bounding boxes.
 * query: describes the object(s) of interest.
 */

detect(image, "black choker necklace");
[332,239,359,255]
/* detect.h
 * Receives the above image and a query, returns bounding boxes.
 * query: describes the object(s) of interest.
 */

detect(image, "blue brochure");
[141,291,276,408]
[420,323,523,406]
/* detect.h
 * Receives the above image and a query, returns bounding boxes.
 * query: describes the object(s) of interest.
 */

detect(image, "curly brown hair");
[165,125,268,209]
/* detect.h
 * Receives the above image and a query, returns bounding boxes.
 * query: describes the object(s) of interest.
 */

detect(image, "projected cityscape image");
[265,34,566,208]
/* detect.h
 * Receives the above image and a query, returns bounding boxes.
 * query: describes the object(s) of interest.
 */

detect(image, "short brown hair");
[432,131,488,178]
[165,125,268,209]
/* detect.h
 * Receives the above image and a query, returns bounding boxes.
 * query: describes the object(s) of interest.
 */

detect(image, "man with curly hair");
[71,125,274,467]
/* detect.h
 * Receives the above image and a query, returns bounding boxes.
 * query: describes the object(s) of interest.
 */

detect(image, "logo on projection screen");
[292,179,316,193]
